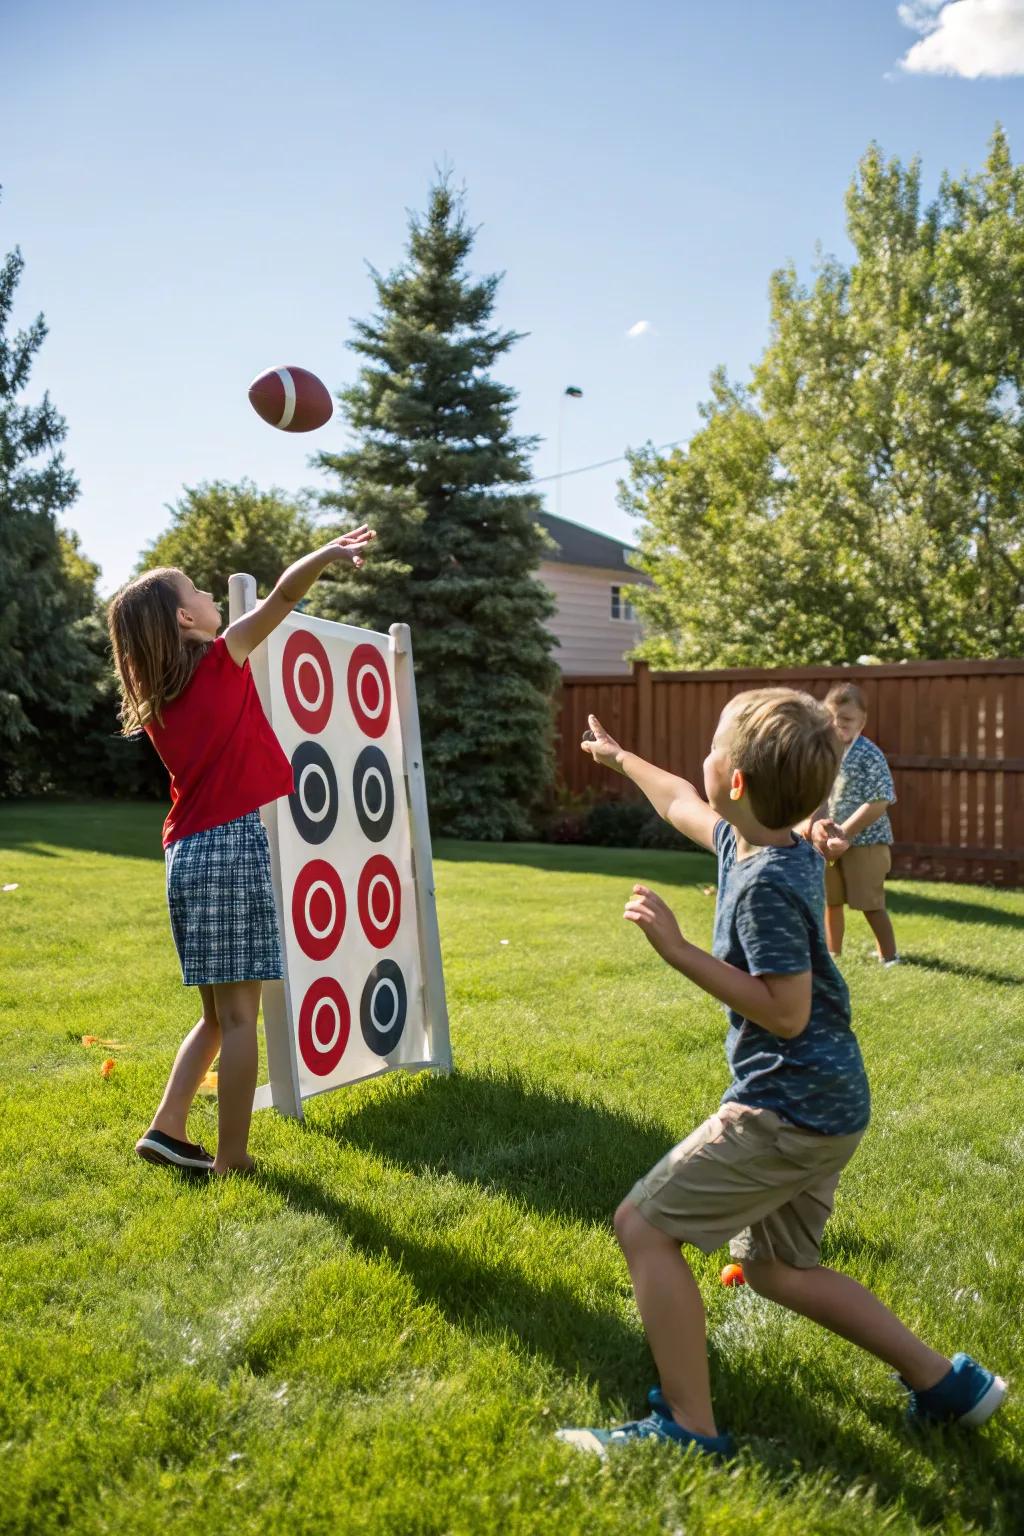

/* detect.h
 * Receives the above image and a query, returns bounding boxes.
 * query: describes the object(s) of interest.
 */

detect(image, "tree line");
[625,129,1024,667]
[0,180,557,836]
[2,130,1021,832]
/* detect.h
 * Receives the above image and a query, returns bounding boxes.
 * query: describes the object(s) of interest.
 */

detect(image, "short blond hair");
[825,681,867,715]
[721,687,842,830]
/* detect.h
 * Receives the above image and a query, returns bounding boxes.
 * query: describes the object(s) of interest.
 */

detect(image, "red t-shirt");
[146,637,294,847]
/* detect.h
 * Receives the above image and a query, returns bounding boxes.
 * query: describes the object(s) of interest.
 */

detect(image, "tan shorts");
[628,1102,864,1268]
[825,844,891,911]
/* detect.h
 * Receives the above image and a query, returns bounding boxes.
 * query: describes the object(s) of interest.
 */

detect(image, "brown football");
[248,365,333,433]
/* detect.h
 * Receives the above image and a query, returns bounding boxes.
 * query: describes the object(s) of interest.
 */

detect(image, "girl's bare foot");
[212,1153,255,1177]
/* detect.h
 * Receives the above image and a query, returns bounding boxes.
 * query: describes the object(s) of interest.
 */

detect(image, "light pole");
[556,385,583,519]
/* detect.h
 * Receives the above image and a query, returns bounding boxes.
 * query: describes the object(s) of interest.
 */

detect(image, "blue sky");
[3,0,1023,591]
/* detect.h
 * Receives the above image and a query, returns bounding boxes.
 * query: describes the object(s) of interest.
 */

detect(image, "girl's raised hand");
[326,526,376,568]
[624,883,686,964]
[580,713,625,773]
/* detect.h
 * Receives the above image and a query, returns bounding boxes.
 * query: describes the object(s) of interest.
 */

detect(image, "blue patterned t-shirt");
[712,820,871,1135]
[828,734,895,846]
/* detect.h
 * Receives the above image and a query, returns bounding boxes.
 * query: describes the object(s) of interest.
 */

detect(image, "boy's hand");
[810,817,848,861]
[324,525,376,569]
[581,713,626,773]
[624,884,686,965]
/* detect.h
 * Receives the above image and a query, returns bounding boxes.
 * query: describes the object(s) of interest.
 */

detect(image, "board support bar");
[227,572,258,624]
[389,623,453,1072]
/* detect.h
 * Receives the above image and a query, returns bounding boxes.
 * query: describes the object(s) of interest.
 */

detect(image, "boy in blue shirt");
[558,688,1005,1459]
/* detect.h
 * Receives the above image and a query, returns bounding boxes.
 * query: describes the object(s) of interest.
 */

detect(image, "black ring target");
[352,745,395,843]
[289,741,339,845]
[359,958,408,1056]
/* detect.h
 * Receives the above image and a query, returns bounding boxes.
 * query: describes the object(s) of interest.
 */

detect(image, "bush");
[544,810,589,844]
[580,801,652,847]
[536,795,695,851]
[636,810,697,852]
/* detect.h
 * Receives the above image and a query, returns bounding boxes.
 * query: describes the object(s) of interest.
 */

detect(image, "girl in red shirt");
[107,529,374,1176]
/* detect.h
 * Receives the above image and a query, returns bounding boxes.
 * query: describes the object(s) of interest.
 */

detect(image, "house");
[536,511,647,676]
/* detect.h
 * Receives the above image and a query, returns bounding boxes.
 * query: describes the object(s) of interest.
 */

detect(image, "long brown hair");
[107,567,210,733]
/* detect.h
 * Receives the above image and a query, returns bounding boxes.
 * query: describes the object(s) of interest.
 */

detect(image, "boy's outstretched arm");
[625,884,811,1039]
[581,714,720,853]
[225,527,376,665]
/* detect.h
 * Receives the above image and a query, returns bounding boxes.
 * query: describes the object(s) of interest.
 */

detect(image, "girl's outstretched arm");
[224,527,375,664]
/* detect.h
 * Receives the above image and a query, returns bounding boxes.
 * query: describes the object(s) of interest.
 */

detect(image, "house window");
[610,585,636,622]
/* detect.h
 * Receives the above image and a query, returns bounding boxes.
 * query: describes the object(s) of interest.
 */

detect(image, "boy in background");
[823,683,899,966]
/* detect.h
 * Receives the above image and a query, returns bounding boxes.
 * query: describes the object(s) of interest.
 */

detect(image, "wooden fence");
[556,659,1024,886]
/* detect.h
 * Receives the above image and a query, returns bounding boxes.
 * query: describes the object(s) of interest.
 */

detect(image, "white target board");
[228,575,451,1117]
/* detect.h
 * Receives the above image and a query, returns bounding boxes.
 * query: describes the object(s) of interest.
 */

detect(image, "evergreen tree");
[313,179,558,839]
[38,530,167,799]
[0,204,104,793]
[138,480,321,599]
[626,128,1024,666]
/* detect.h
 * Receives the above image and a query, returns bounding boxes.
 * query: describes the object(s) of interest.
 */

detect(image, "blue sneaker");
[556,1388,735,1460]
[901,1354,1007,1427]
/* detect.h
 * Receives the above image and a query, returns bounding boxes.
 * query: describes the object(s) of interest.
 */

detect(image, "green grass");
[1,801,1022,1535]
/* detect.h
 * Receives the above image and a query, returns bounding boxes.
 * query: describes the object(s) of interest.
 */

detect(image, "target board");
[228,578,451,1116]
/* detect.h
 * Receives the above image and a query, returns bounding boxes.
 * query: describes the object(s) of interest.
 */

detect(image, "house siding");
[537,561,645,675]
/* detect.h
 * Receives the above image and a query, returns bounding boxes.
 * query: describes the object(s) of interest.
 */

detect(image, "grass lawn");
[1,801,1022,1535]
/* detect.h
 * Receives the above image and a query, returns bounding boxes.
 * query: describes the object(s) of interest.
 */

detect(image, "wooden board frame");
[228,573,451,1119]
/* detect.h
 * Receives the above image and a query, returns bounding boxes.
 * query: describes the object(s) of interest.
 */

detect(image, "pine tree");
[313,179,558,839]
[0,202,103,793]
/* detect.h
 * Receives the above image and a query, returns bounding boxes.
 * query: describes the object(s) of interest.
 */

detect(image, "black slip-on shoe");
[135,1129,214,1172]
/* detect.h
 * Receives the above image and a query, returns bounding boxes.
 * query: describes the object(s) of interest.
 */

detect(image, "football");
[248,366,334,433]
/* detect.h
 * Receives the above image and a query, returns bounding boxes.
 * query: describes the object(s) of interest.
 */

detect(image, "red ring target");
[297,977,351,1076]
[347,644,391,739]
[291,859,346,961]
[283,630,334,734]
[357,854,402,948]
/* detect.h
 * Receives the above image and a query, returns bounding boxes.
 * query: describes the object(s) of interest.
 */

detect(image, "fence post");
[635,660,654,761]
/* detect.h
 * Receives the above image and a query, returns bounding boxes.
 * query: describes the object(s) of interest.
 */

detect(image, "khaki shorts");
[825,844,891,911]
[628,1102,864,1268]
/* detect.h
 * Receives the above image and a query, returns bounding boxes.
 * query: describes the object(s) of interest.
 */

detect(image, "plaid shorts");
[165,811,283,987]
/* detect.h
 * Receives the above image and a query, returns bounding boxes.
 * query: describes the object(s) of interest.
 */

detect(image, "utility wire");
[527,440,683,486]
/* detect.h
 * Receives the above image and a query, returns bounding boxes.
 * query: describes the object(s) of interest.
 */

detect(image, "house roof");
[537,511,638,573]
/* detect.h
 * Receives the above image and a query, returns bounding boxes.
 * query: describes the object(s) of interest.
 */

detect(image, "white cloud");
[898,0,947,31]
[897,0,1024,77]
[626,320,654,338]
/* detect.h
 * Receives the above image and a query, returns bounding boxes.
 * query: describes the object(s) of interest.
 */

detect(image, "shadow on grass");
[887,887,1022,931]
[819,1227,901,1269]
[434,838,715,884]
[0,800,165,861]
[291,1071,1019,1524]
[261,1160,1020,1530]
[309,1068,675,1226]
[899,952,1022,988]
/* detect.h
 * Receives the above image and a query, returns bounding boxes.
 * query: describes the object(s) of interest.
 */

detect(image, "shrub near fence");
[557,659,1024,887]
